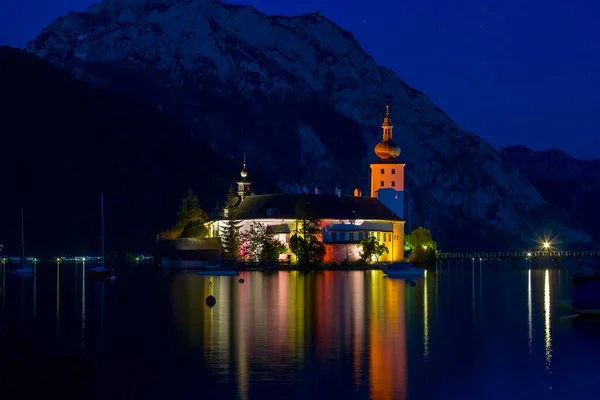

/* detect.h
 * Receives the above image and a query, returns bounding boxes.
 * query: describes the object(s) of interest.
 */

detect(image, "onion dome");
[374,139,401,159]
[374,102,401,160]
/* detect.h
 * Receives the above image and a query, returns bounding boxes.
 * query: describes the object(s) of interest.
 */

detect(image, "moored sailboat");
[14,208,33,275]
[87,194,114,280]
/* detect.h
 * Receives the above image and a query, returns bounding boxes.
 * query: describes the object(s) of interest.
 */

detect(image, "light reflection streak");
[544,269,552,370]
[237,275,249,400]
[527,269,532,356]
[33,264,37,317]
[81,263,86,349]
[56,263,60,344]
[423,270,429,359]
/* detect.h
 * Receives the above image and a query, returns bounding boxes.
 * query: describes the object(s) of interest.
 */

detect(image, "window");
[380,181,384,187]
[380,168,384,174]
[389,233,392,241]
[332,232,338,241]
[376,232,380,240]
[383,233,386,242]
[350,232,355,241]
[391,181,396,187]
[391,169,396,174]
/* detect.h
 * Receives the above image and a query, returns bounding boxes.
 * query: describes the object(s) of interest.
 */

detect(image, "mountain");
[24,0,591,251]
[500,145,600,246]
[0,46,267,258]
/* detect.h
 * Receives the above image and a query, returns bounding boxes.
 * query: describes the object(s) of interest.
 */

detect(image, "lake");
[1,262,600,399]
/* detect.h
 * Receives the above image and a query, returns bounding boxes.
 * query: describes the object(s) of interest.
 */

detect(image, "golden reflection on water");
[170,271,408,399]
[544,269,552,370]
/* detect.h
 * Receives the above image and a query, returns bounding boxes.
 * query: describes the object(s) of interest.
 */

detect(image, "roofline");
[206,217,405,223]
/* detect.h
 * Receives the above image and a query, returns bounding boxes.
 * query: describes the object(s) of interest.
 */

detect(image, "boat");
[197,269,238,276]
[383,262,425,278]
[87,194,114,280]
[12,208,33,275]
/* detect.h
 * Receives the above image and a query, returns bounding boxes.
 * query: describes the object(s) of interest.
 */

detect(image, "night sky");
[1,0,599,159]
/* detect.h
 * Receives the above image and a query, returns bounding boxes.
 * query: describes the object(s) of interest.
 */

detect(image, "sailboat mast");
[21,207,25,265]
[101,194,105,266]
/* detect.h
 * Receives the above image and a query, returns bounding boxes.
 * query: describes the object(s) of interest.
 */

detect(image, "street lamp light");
[543,242,550,250]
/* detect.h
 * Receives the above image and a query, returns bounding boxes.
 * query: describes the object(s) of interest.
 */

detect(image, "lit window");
[391,169,396,174]
[391,181,395,187]
[380,168,384,174]
[380,181,384,187]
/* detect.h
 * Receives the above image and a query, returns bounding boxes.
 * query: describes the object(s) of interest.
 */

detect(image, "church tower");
[370,102,405,219]
[237,153,252,202]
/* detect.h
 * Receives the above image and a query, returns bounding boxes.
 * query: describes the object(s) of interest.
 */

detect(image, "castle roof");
[234,194,403,221]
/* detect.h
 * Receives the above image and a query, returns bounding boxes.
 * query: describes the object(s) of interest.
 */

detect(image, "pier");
[436,250,600,269]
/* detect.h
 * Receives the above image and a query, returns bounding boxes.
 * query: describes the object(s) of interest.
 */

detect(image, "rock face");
[25,0,592,250]
[501,145,600,245]
[0,46,245,257]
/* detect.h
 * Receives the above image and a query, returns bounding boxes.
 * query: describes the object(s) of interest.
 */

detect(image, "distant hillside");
[24,0,592,250]
[0,46,271,258]
[500,145,600,247]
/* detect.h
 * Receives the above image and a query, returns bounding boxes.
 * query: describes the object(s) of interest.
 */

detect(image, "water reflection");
[169,271,408,398]
[528,269,533,356]
[423,270,429,359]
[544,269,552,370]
[82,263,86,349]
[56,263,60,344]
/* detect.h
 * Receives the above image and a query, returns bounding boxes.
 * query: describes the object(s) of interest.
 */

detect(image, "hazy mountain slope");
[24,0,591,250]
[501,145,600,246]
[0,46,261,258]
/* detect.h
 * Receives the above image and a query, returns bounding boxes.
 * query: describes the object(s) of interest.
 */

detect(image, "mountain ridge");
[23,0,592,250]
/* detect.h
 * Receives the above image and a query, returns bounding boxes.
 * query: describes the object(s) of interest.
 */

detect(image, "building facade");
[207,104,406,264]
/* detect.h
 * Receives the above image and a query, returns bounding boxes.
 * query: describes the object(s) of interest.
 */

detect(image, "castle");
[206,103,406,263]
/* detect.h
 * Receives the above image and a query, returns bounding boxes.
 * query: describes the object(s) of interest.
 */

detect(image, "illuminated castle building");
[207,103,405,263]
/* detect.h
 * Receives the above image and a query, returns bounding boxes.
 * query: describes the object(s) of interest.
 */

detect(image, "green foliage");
[288,196,326,266]
[240,222,287,262]
[359,236,389,262]
[407,227,438,268]
[160,190,208,239]
[289,234,325,266]
[220,186,242,259]
[410,246,438,268]
[404,232,414,252]
[410,227,437,251]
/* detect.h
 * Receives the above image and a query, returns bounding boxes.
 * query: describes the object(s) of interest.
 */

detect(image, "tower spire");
[240,152,248,179]
[237,153,252,201]
[374,101,401,160]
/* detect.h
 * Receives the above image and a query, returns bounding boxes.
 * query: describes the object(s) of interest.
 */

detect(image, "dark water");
[1,262,600,399]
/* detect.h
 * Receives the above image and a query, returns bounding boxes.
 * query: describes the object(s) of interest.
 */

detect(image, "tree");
[220,186,242,259]
[160,189,208,239]
[240,222,287,262]
[407,227,438,268]
[289,234,325,266]
[409,227,437,251]
[404,232,415,252]
[289,196,325,266]
[359,236,389,262]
